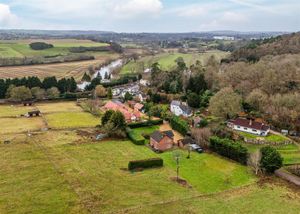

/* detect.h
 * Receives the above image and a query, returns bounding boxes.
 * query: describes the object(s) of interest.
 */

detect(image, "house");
[103,100,141,122]
[134,103,144,112]
[170,100,192,117]
[150,130,174,152]
[227,118,270,136]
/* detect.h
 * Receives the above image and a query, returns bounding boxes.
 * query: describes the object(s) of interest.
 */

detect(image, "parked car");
[189,144,203,153]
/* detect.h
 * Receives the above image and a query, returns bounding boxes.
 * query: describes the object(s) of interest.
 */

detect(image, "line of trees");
[0,76,77,100]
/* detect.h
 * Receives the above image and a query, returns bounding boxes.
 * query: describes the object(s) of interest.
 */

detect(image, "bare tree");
[248,150,262,175]
[191,128,212,149]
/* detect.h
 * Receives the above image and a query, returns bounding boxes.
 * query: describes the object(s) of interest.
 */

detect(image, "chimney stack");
[249,119,252,126]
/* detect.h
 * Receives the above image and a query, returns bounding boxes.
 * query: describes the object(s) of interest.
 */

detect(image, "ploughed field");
[0,101,300,213]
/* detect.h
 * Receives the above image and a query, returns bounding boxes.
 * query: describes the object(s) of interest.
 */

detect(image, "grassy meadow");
[0,39,109,58]
[0,104,35,117]
[121,50,229,74]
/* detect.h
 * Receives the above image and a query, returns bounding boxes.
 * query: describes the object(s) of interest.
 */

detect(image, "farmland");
[0,39,119,81]
[0,39,109,58]
[121,50,229,74]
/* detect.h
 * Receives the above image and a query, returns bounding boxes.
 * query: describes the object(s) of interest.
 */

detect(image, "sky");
[0,0,299,32]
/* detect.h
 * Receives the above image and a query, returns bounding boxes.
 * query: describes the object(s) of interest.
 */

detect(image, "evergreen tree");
[43,76,58,89]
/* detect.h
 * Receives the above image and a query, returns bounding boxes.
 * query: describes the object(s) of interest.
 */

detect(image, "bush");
[198,118,208,128]
[126,128,145,145]
[128,158,163,170]
[127,119,163,128]
[260,146,283,173]
[170,116,189,136]
[209,136,249,164]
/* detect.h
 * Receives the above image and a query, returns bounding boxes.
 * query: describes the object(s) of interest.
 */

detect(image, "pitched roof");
[171,100,192,115]
[134,103,144,110]
[150,130,174,142]
[229,118,270,131]
[180,137,196,145]
[171,100,181,106]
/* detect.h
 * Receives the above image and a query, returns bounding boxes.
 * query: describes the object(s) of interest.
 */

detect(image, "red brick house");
[150,130,174,152]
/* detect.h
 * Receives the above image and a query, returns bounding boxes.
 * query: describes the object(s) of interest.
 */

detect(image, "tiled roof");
[229,118,270,131]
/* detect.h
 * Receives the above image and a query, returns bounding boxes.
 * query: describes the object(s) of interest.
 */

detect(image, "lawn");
[120,50,229,74]
[130,126,159,138]
[0,131,261,213]
[44,112,100,129]
[237,131,289,143]
[36,101,83,114]
[160,150,256,193]
[0,105,35,117]
[0,117,45,134]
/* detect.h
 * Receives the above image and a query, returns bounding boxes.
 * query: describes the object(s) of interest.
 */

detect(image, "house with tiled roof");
[227,118,270,136]
[150,130,174,152]
[103,100,141,122]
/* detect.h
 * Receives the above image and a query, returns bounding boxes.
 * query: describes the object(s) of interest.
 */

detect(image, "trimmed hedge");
[126,128,145,145]
[128,158,163,170]
[128,119,163,128]
[170,116,189,136]
[209,136,249,165]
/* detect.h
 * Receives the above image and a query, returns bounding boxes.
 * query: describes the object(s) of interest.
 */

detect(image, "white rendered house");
[227,118,270,136]
[170,100,192,117]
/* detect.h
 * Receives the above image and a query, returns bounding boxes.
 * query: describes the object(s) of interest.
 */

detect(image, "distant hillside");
[231,32,300,62]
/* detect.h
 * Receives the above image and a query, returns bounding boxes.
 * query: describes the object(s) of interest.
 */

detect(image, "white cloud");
[0,3,18,27]
[171,4,208,18]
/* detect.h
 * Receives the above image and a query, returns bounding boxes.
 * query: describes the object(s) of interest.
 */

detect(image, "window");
[244,127,248,130]
[237,126,240,128]
[252,129,257,132]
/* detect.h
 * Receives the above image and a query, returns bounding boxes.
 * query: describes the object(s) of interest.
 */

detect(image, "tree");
[46,87,60,99]
[8,86,32,101]
[107,87,113,99]
[187,92,200,108]
[31,87,45,100]
[208,87,242,118]
[82,72,91,82]
[191,128,211,149]
[248,150,262,175]
[260,146,283,173]
[124,92,133,101]
[246,89,268,111]
[94,85,107,98]
[43,76,58,89]
[109,111,126,129]
[101,110,115,125]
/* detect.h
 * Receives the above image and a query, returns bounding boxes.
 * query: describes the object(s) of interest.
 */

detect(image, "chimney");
[249,119,252,126]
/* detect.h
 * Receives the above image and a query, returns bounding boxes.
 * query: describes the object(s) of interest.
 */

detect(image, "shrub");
[29,42,53,50]
[170,116,189,136]
[209,136,248,164]
[198,118,208,128]
[260,146,283,173]
[127,119,163,128]
[126,128,145,145]
[128,158,163,170]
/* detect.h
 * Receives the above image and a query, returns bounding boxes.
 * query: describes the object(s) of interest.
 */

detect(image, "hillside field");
[121,50,229,74]
[0,39,109,58]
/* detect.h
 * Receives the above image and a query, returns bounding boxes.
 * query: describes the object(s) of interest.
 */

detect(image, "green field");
[0,105,35,117]
[238,131,289,143]
[0,39,109,58]
[121,50,229,74]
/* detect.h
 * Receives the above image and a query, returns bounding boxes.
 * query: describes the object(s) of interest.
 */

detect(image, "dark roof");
[181,137,196,145]
[162,130,174,139]
[150,130,174,142]
[180,104,192,115]
[229,118,270,131]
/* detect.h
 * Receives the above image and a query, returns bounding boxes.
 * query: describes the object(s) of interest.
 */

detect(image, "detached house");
[103,100,141,122]
[170,100,192,117]
[150,130,174,152]
[227,118,270,136]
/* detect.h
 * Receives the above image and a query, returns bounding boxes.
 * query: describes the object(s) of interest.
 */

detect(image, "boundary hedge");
[128,158,163,170]
[170,116,189,136]
[128,119,163,129]
[126,128,145,145]
[209,136,249,164]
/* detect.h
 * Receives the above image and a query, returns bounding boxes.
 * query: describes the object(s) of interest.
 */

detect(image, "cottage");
[150,130,174,152]
[227,118,270,136]
[103,100,141,122]
[170,100,192,117]
[178,136,196,148]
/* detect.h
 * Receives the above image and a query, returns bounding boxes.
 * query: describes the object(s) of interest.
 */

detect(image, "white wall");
[233,125,269,136]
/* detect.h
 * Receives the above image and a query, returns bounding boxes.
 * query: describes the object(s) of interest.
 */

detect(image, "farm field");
[36,101,83,113]
[0,53,120,81]
[0,131,299,213]
[0,105,35,117]
[45,112,100,129]
[121,50,229,74]
[0,117,45,134]
[0,39,109,58]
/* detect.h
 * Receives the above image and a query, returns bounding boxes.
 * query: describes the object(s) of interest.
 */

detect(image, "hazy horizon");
[0,0,299,33]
